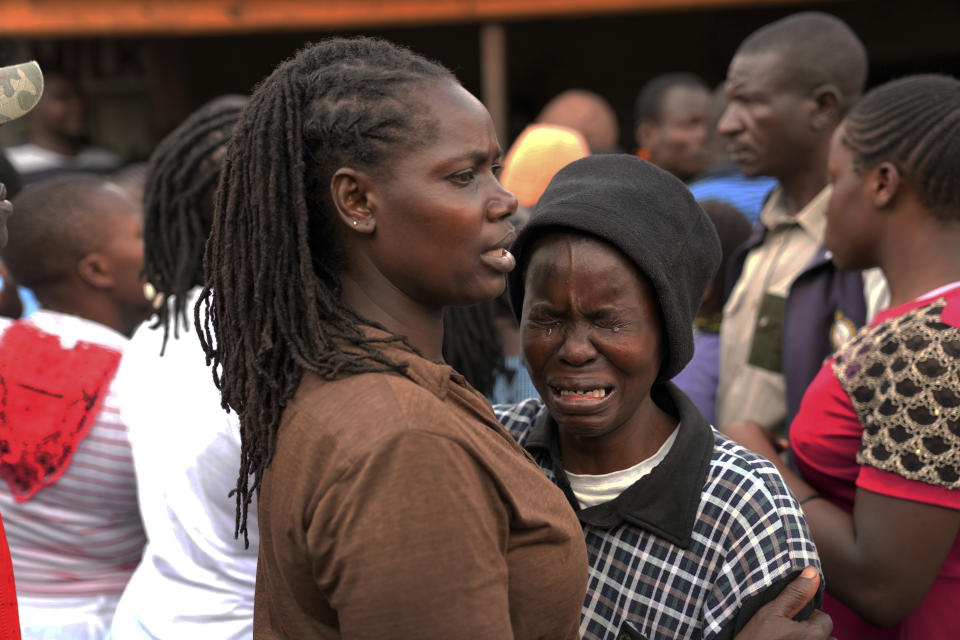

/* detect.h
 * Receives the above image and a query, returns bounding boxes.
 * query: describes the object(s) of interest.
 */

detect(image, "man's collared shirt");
[495,384,821,640]
[717,186,830,433]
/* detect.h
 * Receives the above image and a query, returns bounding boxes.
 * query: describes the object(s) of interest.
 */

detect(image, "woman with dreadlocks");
[108,95,257,640]
[196,38,588,638]
[197,39,832,640]
[726,74,960,639]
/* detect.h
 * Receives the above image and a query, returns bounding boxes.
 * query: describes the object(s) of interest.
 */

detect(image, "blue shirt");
[688,169,776,224]
[0,282,40,317]
[489,355,539,405]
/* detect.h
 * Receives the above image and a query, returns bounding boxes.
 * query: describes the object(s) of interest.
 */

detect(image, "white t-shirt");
[566,427,679,509]
[5,143,120,181]
[109,289,258,640]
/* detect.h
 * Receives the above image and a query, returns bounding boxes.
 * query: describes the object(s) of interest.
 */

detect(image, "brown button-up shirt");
[254,339,587,639]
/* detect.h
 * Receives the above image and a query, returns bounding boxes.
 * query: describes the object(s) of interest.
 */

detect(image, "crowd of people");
[0,8,957,640]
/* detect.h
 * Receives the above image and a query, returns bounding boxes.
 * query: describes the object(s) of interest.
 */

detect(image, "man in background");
[5,69,119,184]
[634,72,713,183]
[537,88,620,153]
[688,85,777,223]
[715,12,886,439]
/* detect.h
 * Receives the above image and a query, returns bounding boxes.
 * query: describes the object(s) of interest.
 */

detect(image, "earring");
[353,220,358,226]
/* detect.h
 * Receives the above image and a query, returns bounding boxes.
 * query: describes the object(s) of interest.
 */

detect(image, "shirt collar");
[26,309,129,351]
[359,327,470,403]
[523,382,714,548]
[760,185,830,241]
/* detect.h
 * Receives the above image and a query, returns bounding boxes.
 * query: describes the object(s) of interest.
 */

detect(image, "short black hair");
[842,74,960,222]
[3,174,118,291]
[634,73,708,125]
[738,12,867,112]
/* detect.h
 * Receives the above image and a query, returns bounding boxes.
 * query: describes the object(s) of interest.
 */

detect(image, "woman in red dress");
[726,74,960,639]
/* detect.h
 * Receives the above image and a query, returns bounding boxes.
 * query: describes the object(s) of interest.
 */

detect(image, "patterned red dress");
[791,283,960,640]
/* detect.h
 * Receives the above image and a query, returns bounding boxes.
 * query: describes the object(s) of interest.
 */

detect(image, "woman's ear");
[871,161,901,209]
[77,252,114,289]
[330,167,376,234]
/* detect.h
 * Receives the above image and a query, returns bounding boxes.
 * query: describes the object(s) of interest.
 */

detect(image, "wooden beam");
[2,0,812,37]
[480,23,508,146]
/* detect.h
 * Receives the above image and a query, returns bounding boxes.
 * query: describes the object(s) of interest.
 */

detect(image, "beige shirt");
[254,339,587,639]
[717,186,830,433]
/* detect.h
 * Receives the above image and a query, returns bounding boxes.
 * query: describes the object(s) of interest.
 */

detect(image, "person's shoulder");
[704,430,800,518]
[0,316,13,349]
[4,143,44,159]
[77,146,121,168]
[125,315,203,368]
[287,368,424,425]
[280,368,479,461]
[114,317,230,432]
[493,397,545,446]
[936,285,960,330]
[703,431,819,567]
[4,143,60,172]
[710,429,781,476]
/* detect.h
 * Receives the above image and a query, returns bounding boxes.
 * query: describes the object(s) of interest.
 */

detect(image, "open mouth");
[550,386,614,401]
[479,246,516,273]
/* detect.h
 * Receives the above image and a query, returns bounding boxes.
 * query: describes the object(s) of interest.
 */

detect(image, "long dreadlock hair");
[143,94,247,353]
[842,74,960,221]
[196,38,456,544]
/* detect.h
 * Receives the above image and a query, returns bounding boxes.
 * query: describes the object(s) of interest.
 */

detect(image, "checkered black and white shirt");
[495,384,821,640]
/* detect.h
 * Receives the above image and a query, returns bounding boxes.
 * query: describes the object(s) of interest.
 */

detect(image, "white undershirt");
[566,426,680,509]
[917,280,960,302]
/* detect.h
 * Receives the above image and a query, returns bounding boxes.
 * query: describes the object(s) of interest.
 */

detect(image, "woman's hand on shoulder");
[734,567,834,640]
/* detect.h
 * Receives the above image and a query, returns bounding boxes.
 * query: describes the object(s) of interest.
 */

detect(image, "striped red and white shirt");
[0,311,146,602]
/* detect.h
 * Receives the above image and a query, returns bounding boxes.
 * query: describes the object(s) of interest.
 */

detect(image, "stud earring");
[353,220,358,226]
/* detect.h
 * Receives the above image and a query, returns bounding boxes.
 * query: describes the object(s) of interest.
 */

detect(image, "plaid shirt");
[495,384,821,640]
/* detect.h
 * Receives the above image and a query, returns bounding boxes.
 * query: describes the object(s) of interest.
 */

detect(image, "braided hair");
[143,95,247,353]
[842,74,960,221]
[196,38,455,544]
